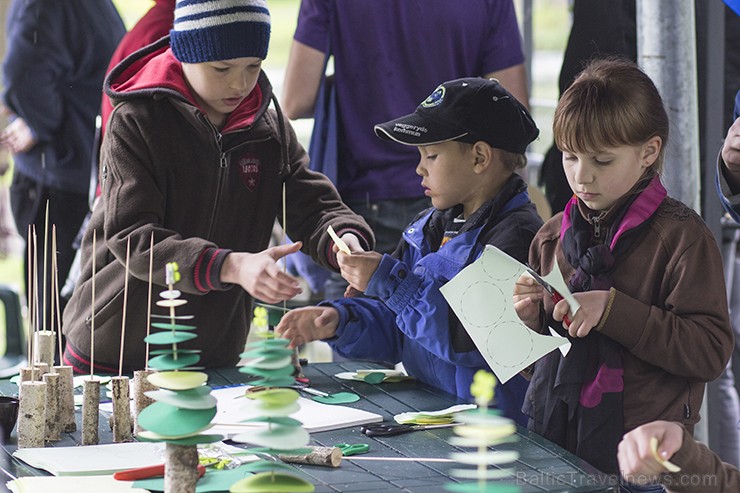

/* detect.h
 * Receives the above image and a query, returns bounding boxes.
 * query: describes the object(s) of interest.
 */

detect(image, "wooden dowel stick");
[119,237,130,377]
[91,230,96,378]
[32,225,38,365]
[42,201,48,334]
[145,233,154,370]
[26,225,32,363]
[52,225,62,363]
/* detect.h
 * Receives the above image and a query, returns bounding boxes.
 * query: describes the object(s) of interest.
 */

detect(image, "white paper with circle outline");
[440,245,572,383]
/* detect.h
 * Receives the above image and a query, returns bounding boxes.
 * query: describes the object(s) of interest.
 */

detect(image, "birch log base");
[42,373,60,441]
[279,446,342,467]
[133,369,156,434]
[111,376,132,442]
[17,381,46,449]
[81,379,100,445]
[53,366,76,432]
[165,442,199,493]
[34,331,54,367]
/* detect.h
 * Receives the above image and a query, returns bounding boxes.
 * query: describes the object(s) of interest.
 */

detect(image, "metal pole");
[637,0,701,212]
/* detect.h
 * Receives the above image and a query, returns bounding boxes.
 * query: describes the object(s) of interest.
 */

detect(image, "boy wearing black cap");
[61,0,374,373]
[277,78,542,424]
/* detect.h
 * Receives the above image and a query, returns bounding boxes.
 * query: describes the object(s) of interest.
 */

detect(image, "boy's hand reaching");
[275,306,340,349]
[555,290,609,338]
[221,242,303,303]
[337,250,382,293]
[513,274,544,330]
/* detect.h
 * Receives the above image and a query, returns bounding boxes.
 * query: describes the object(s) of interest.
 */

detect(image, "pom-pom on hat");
[170,0,271,63]
[374,78,539,155]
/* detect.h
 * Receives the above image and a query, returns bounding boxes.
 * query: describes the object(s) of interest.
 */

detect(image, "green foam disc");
[230,471,315,493]
[312,392,360,405]
[449,450,519,465]
[144,331,197,345]
[159,289,181,299]
[231,425,310,450]
[244,355,293,370]
[155,299,187,308]
[246,388,299,405]
[145,386,216,409]
[244,376,297,387]
[250,401,300,417]
[242,416,302,427]
[151,322,197,331]
[362,372,385,384]
[449,468,515,480]
[137,401,216,437]
[240,347,293,358]
[151,313,194,320]
[239,365,294,378]
[148,348,201,356]
[453,424,517,441]
[244,338,291,350]
[148,353,201,371]
[136,431,223,445]
[240,460,297,474]
[147,370,207,390]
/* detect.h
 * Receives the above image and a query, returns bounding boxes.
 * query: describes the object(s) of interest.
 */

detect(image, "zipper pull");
[215,132,227,168]
[593,218,601,238]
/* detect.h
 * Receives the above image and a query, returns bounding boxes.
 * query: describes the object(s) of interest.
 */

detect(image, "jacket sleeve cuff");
[365,254,421,313]
[325,227,373,269]
[194,247,233,293]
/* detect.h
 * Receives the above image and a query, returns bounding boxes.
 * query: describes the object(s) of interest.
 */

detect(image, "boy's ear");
[641,136,662,167]
[472,141,494,172]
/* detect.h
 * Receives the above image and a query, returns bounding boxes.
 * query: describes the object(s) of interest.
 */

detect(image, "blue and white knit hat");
[170,0,271,63]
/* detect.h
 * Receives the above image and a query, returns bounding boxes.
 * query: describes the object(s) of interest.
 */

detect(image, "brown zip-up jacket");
[62,38,373,371]
[525,196,733,444]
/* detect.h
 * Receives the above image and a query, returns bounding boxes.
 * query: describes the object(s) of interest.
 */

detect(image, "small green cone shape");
[230,320,313,492]
[444,370,521,493]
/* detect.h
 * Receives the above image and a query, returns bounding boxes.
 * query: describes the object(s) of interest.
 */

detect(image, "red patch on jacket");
[238,154,260,191]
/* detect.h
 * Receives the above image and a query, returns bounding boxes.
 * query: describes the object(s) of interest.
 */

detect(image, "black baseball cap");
[374,77,539,154]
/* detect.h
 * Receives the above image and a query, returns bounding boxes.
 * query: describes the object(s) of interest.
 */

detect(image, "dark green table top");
[0,361,619,493]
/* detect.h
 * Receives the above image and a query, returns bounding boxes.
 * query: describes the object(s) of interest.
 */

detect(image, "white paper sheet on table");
[7,475,146,493]
[208,385,383,436]
[12,441,166,476]
[440,245,572,384]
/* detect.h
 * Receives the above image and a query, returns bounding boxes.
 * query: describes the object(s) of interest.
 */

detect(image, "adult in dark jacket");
[1,0,125,318]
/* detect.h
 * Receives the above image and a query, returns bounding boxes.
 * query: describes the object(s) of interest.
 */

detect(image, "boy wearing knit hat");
[62,0,374,373]
[276,78,542,425]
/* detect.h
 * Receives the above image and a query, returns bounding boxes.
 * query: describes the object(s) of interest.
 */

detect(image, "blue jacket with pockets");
[324,174,543,425]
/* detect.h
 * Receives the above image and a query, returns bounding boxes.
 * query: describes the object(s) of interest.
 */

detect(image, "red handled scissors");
[524,266,572,326]
[113,463,206,481]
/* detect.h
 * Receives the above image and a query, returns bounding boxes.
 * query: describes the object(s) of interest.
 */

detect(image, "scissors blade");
[524,265,555,295]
